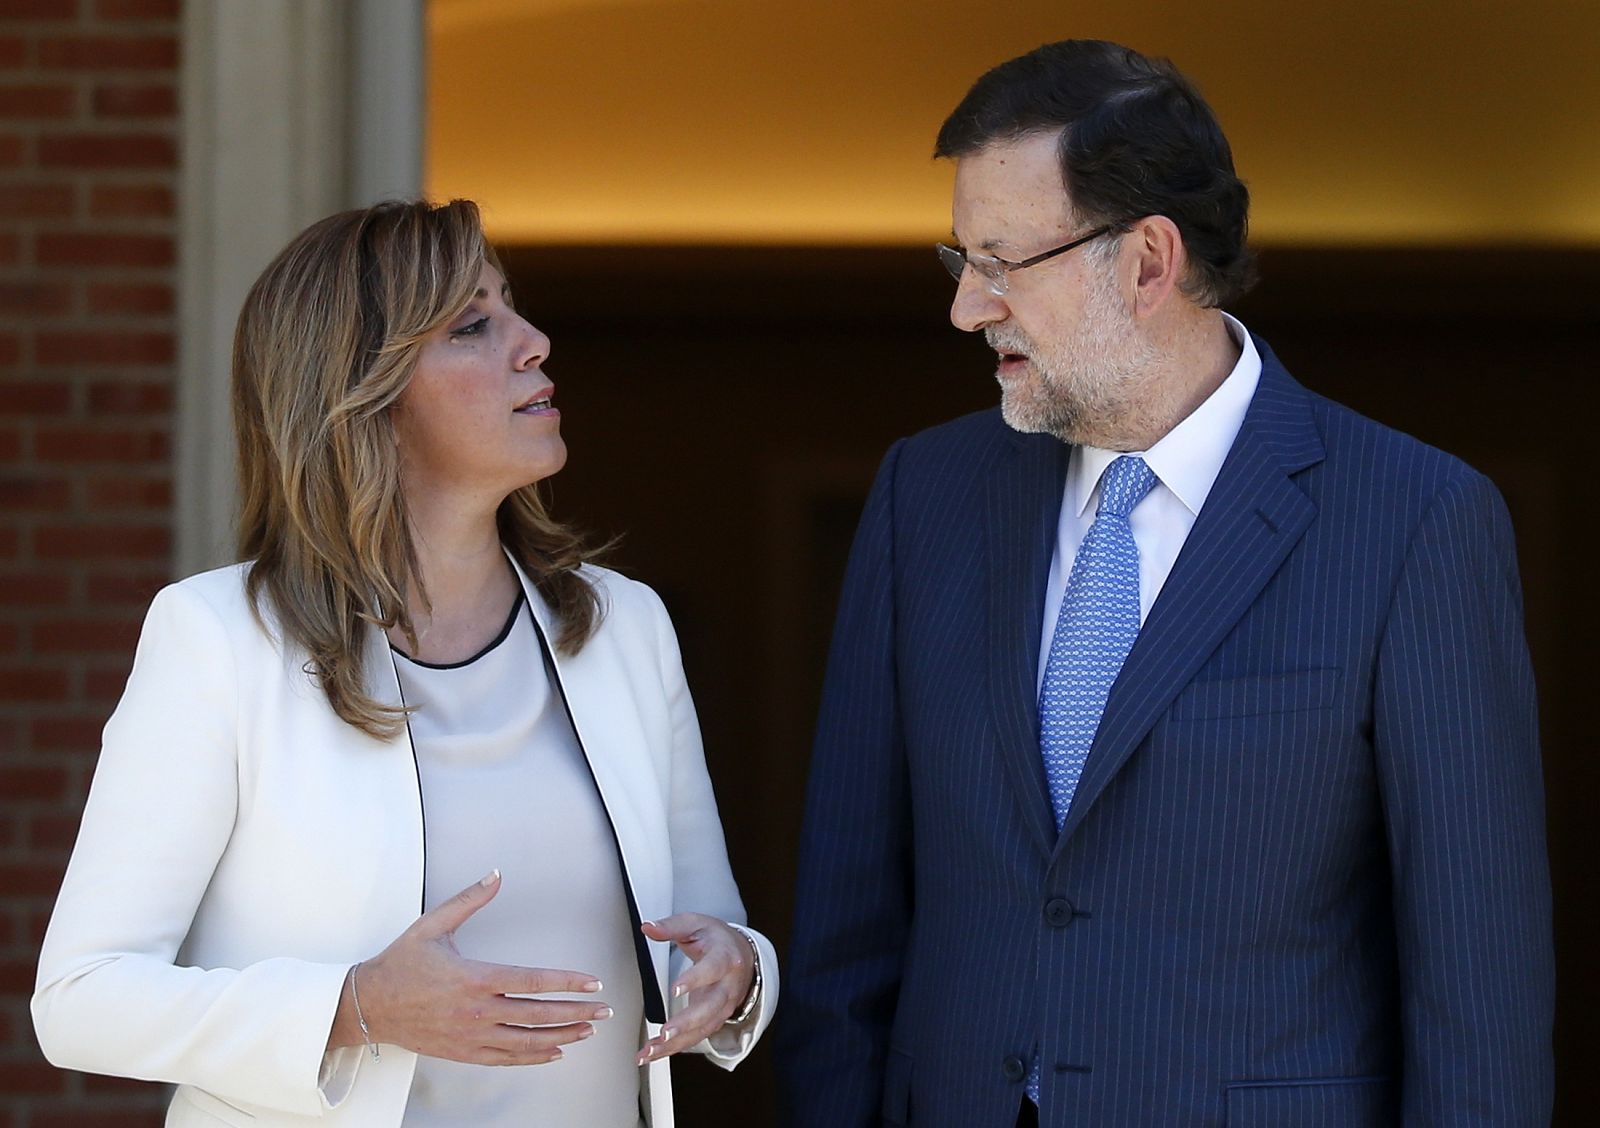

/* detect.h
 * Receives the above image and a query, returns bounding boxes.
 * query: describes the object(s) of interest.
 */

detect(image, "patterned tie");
[1028,455,1156,1105]
[1037,455,1157,829]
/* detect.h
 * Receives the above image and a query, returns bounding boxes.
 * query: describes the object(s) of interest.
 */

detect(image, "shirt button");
[1044,897,1075,927]
[1002,1055,1027,1083]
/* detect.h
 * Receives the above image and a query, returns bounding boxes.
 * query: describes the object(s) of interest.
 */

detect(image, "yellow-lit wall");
[428,0,1600,246]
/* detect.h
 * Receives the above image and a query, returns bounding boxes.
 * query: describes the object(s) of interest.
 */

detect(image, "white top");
[1037,313,1263,691]
[394,594,646,1128]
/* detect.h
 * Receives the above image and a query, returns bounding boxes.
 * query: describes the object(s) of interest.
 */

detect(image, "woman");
[32,200,776,1127]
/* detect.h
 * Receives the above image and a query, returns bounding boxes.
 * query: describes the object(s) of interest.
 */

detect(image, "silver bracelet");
[349,962,380,1061]
[723,930,762,1027]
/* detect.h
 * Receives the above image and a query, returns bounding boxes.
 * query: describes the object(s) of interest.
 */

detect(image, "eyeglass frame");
[936,221,1131,296]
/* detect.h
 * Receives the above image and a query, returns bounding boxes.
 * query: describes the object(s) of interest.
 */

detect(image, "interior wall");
[429,0,1600,246]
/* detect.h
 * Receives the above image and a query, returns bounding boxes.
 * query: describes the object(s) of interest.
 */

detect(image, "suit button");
[1002,1055,1027,1083]
[1043,897,1075,927]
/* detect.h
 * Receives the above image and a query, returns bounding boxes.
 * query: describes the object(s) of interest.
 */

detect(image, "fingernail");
[479,868,500,886]
[550,1048,564,1060]
[583,979,603,992]
[672,984,685,999]
[642,920,657,929]
[661,1026,674,1040]
[594,1006,614,1020]
[579,1024,595,1040]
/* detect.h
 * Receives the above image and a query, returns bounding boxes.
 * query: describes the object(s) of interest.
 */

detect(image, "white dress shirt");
[1037,314,1262,692]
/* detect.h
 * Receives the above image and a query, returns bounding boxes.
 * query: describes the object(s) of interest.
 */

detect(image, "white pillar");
[176,0,425,575]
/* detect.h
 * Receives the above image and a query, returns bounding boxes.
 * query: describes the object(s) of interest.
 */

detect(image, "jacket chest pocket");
[1169,668,1340,722]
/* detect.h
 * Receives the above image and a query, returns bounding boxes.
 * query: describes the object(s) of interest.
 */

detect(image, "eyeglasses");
[936,225,1119,296]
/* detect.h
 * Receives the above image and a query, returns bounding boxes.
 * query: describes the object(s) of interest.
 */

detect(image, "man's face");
[948,132,1154,446]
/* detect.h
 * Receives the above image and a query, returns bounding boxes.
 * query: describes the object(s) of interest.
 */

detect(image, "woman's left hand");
[636,914,755,1064]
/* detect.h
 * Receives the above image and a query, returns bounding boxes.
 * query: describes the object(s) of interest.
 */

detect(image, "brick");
[37,133,176,170]
[0,425,22,458]
[0,668,70,702]
[0,765,71,801]
[0,37,29,67]
[0,571,71,606]
[35,523,168,561]
[84,475,170,509]
[84,665,133,703]
[0,526,19,558]
[88,182,171,217]
[0,278,74,315]
[33,616,142,655]
[0,84,77,119]
[0,475,71,509]
[33,424,168,462]
[83,571,161,605]
[33,1106,169,1127]
[92,82,174,118]
[0,380,73,414]
[28,809,87,849]
[30,715,105,750]
[0,133,23,168]
[36,332,172,367]
[0,0,77,18]
[95,0,178,18]
[37,34,177,71]
[0,232,19,265]
[87,380,169,413]
[0,621,18,654]
[86,281,170,315]
[0,333,21,367]
[0,860,67,897]
[36,231,172,268]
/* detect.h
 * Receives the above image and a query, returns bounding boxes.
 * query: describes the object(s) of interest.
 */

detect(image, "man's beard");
[987,262,1158,446]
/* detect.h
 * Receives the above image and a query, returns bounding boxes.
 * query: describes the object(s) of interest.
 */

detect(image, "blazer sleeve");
[776,441,913,1128]
[1372,470,1555,1125]
[642,584,779,1068]
[31,582,356,1117]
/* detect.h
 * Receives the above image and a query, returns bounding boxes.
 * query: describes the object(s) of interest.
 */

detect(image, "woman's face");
[391,262,565,508]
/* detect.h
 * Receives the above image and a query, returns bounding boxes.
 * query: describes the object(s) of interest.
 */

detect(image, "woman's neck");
[393,490,521,664]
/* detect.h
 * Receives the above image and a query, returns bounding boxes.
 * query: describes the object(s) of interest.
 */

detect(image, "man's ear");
[1126,215,1186,318]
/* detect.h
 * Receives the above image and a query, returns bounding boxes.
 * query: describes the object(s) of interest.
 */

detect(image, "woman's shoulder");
[573,563,674,641]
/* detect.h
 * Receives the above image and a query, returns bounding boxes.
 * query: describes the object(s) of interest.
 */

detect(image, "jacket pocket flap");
[1170,668,1340,721]
[1225,1074,1395,1126]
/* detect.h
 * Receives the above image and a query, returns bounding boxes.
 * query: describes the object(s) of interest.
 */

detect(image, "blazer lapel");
[986,429,1073,858]
[1055,350,1327,849]
[506,555,670,1026]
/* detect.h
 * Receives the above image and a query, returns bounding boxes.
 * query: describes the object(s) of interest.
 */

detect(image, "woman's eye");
[450,316,489,338]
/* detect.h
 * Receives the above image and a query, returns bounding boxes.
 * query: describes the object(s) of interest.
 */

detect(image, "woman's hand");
[635,913,756,1064]
[331,870,612,1065]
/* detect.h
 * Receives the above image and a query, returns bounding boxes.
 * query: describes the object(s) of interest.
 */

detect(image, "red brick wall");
[1,0,178,1123]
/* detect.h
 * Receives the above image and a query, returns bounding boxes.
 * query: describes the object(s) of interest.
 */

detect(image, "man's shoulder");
[893,406,1022,473]
[1298,382,1492,503]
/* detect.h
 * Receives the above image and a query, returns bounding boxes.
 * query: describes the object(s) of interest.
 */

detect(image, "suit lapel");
[1055,350,1327,850]
[986,429,1072,858]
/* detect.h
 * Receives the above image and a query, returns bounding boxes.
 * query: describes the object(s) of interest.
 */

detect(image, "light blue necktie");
[1028,454,1156,1105]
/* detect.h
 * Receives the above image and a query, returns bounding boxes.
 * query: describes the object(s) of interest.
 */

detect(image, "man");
[778,39,1553,1127]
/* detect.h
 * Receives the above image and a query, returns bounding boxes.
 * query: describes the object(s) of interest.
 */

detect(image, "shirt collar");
[1068,312,1263,519]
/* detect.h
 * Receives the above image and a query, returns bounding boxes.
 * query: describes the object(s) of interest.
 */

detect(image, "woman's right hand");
[329,869,610,1065]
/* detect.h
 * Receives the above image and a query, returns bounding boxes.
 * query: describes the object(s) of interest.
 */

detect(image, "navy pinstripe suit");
[778,339,1554,1126]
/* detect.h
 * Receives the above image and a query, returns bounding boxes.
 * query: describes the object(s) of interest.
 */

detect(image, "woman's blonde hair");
[233,199,603,738]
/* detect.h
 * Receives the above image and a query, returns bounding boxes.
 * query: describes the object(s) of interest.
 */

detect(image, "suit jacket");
[33,554,777,1128]
[778,340,1553,1127]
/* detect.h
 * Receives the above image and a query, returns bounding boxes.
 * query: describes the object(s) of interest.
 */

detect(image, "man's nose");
[949,270,1008,333]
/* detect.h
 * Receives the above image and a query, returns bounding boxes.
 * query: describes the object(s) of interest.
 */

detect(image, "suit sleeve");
[1372,470,1555,1126]
[31,583,356,1116]
[777,441,913,1128]
[643,584,779,1068]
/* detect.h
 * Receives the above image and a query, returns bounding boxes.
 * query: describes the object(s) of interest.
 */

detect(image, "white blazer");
[32,554,777,1127]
